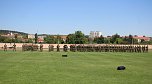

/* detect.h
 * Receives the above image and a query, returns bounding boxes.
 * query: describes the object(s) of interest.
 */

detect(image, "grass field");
[0,51,152,84]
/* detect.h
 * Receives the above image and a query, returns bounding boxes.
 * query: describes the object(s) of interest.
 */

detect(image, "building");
[90,31,102,38]
[1,34,14,39]
[133,35,150,43]
[38,38,44,43]
[28,34,35,39]
[1,32,23,39]
[60,35,67,42]
[38,34,47,40]
[53,35,67,42]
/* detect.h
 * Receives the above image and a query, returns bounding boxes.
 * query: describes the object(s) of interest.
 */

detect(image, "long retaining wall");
[0,43,152,49]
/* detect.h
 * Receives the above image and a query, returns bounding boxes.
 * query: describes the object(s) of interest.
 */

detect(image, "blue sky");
[0,0,152,36]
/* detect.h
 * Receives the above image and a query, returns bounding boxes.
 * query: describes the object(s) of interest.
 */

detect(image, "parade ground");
[0,51,152,84]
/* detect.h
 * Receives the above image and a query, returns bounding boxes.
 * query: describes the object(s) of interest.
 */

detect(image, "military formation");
[48,45,54,52]
[22,44,38,51]
[2,44,149,53]
[70,45,148,53]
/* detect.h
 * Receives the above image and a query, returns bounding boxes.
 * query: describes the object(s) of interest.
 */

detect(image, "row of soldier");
[70,45,148,53]
[2,44,149,53]
[3,43,16,51]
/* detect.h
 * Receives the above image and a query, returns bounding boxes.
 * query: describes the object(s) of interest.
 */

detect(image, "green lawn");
[0,51,152,84]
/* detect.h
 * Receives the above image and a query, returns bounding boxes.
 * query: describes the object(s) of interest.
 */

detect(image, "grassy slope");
[0,51,152,84]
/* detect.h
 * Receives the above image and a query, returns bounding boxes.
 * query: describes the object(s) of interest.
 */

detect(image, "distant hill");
[0,30,28,35]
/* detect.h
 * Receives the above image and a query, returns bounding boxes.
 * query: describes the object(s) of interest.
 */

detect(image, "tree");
[128,34,133,44]
[94,35,104,44]
[0,35,7,42]
[75,31,87,44]
[22,35,28,39]
[66,34,75,44]
[44,35,56,44]
[35,33,38,44]
[104,38,110,44]
[141,39,145,43]
[110,33,120,44]
[44,35,64,44]
[27,38,33,43]
[66,31,88,44]
[55,35,64,44]
[141,40,152,44]
[115,38,123,44]
[3,38,12,43]
[122,35,134,44]
[14,34,18,43]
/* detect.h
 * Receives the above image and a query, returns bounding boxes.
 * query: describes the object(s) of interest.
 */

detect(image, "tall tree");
[110,33,120,44]
[0,35,6,42]
[104,38,110,44]
[94,35,104,44]
[35,33,38,44]
[66,31,88,44]
[44,35,55,44]
[14,34,18,43]
[75,31,87,44]
[55,35,64,44]
[128,34,133,44]
[66,34,75,44]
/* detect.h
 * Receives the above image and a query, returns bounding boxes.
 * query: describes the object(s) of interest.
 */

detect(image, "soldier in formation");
[48,45,51,52]
[146,45,148,53]
[31,44,34,51]
[51,45,54,51]
[22,44,25,51]
[4,43,7,51]
[22,44,39,51]
[69,45,148,53]
[57,44,60,52]
[22,44,28,51]
[48,45,54,52]
[63,45,68,52]
[13,43,16,51]
[40,44,43,52]
[70,45,76,52]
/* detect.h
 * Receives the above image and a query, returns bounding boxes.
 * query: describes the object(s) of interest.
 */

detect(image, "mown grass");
[0,51,152,84]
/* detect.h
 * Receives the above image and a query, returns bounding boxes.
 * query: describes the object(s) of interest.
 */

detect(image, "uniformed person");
[95,46,98,52]
[31,44,34,51]
[70,45,72,51]
[22,44,25,51]
[73,45,77,52]
[40,44,43,52]
[70,45,73,52]
[63,45,68,52]
[142,45,145,53]
[13,43,16,51]
[146,45,148,53]
[51,45,54,51]
[48,45,51,52]
[4,43,7,51]
[132,45,135,52]
[77,45,81,52]
[134,46,137,52]
[57,44,60,52]
[139,45,141,53]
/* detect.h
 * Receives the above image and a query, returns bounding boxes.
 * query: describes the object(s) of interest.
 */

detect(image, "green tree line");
[0,31,152,44]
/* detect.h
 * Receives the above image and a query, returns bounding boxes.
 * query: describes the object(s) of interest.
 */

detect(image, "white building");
[38,35,47,40]
[28,34,35,39]
[90,31,102,38]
